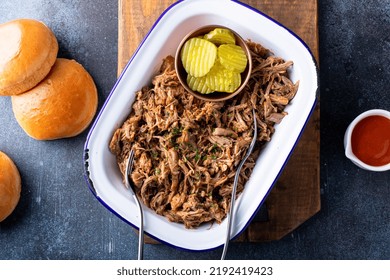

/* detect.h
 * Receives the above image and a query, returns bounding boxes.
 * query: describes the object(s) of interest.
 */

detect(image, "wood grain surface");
[118,0,320,242]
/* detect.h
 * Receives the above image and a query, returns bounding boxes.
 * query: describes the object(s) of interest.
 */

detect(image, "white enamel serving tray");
[84,0,318,251]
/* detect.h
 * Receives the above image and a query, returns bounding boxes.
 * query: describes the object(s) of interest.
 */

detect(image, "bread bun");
[11,58,98,140]
[0,151,21,222]
[0,19,58,96]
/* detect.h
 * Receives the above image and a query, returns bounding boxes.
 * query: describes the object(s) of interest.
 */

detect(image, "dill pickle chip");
[180,37,217,77]
[187,74,214,94]
[204,28,236,45]
[206,62,241,93]
[218,44,248,73]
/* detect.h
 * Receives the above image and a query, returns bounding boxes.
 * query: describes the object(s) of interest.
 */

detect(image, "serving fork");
[221,108,257,260]
[125,149,144,260]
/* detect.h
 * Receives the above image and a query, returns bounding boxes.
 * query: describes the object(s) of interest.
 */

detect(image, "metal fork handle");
[221,109,257,260]
[125,149,144,260]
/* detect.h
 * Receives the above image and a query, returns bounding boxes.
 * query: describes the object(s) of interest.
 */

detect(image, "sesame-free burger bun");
[0,19,58,96]
[11,58,98,140]
[0,151,21,222]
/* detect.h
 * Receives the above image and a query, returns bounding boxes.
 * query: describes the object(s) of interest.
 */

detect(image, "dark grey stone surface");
[0,0,389,260]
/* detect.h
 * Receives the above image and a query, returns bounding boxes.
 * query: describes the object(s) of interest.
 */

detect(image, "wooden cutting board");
[118,0,320,242]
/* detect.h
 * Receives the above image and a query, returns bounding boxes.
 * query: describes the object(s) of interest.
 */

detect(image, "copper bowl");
[175,25,252,102]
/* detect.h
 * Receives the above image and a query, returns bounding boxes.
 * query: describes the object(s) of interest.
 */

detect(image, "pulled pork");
[109,40,298,228]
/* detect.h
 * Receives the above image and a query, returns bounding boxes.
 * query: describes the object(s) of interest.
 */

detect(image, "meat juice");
[351,115,390,166]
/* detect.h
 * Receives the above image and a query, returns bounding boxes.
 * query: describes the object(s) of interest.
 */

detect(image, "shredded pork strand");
[109,40,299,228]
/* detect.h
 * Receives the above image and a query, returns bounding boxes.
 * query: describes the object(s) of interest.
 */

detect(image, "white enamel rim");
[344,109,390,172]
[84,0,318,251]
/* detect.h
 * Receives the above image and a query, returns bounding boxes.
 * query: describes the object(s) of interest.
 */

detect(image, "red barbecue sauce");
[351,115,390,166]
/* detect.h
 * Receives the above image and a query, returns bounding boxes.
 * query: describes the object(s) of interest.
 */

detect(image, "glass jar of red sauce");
[344,109,390,171]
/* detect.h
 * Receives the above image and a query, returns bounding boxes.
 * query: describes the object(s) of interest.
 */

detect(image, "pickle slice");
[204,28,236,45]
[180,37,217,77]
[206,62,241,93]
[218,44,248,73]
[187,74,213,94]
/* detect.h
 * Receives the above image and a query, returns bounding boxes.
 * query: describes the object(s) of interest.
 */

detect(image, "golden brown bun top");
[11,58,98,140]
[0,151,21,222]
[0,18,58,96]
